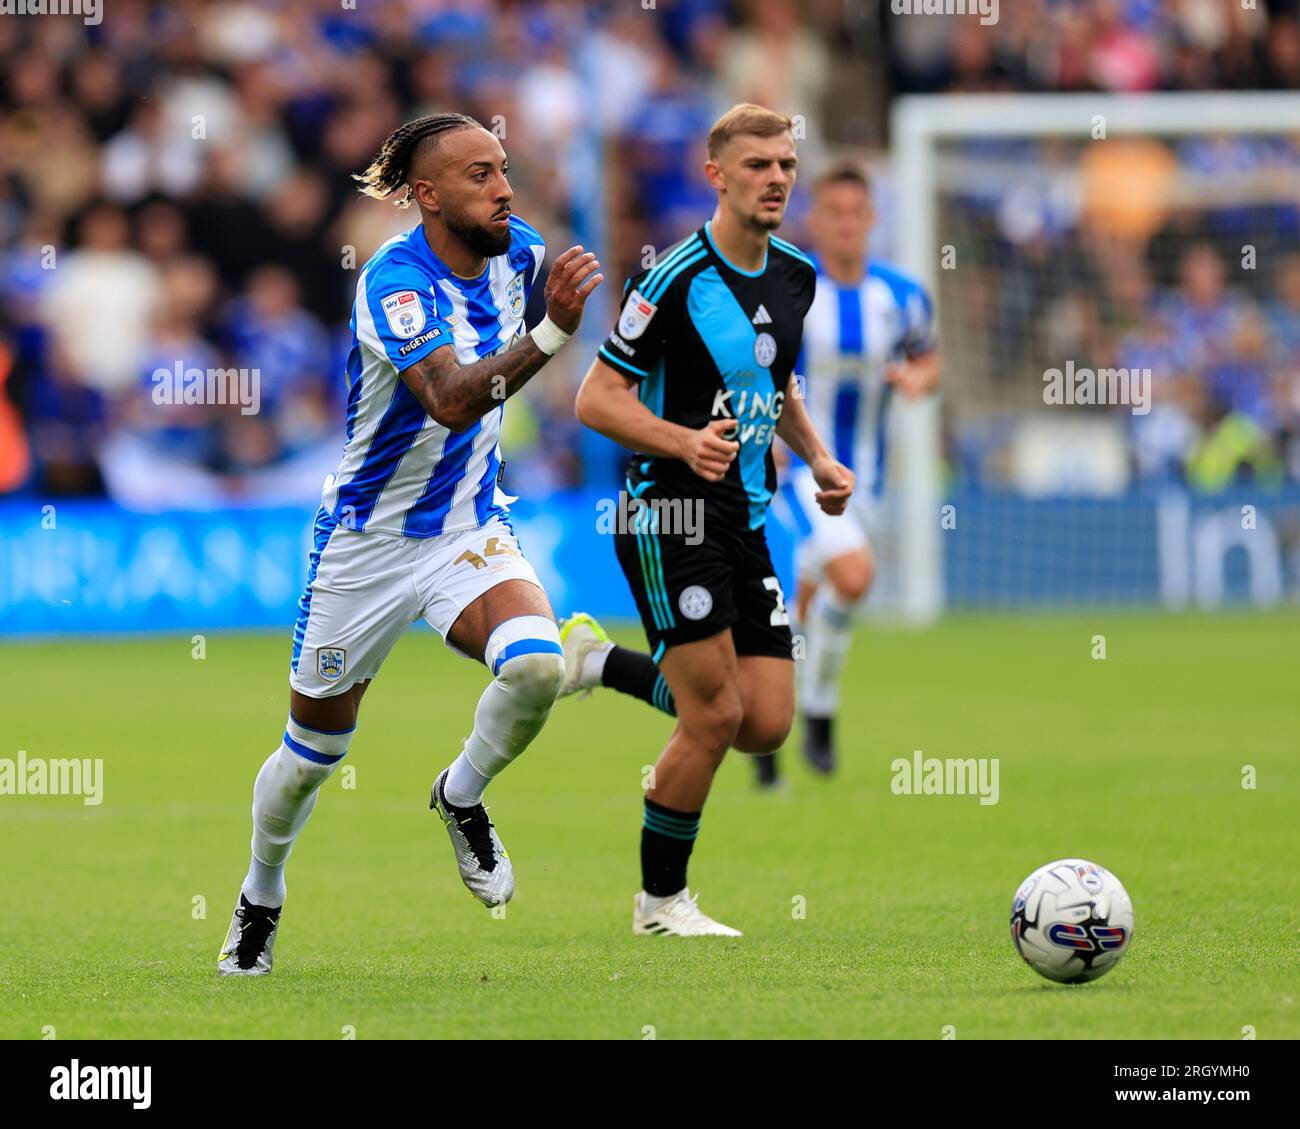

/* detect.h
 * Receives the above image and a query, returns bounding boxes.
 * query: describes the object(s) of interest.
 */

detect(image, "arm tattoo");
[401,335,551,431]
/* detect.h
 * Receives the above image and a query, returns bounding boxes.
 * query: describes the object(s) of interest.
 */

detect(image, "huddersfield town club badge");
[317,647,346,682]
[506,271,525,318]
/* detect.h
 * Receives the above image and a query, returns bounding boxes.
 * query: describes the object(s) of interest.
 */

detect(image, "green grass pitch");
[2,612,1296,1039]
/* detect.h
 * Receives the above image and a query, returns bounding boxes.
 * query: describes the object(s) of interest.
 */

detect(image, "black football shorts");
[613,491,793,661]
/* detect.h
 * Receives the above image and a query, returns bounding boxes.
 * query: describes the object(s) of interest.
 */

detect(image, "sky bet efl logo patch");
[618,289,656,340]
[382,290,426,339]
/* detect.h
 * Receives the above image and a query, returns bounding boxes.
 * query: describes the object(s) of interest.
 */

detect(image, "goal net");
[889,93,1300,616]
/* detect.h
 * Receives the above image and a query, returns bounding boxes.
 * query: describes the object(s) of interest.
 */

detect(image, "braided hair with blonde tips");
[353,113,483,207]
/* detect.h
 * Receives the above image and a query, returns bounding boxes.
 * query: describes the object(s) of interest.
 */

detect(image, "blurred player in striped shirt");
[768,160,940,783]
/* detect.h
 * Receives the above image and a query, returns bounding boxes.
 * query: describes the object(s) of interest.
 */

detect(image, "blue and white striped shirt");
[321,216,545,538]
[799,260,935,498]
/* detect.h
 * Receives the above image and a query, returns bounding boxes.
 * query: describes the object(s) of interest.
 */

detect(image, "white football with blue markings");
[1010,858,1134,984]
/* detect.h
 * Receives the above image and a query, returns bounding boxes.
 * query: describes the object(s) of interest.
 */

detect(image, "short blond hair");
[707,103,794,160]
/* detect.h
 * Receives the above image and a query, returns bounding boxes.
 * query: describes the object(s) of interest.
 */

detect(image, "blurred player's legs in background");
[758,473,874,787]
[793,545,873,774]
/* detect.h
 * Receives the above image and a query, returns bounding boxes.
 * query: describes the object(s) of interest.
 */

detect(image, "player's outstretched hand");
[811,455,855,516]
[545,245,604,333]
[884,355,940,399]
[683,418,740,483]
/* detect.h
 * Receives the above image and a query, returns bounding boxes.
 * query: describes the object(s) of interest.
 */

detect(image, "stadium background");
[3,0,1299,633]
[2,0,1298,1044]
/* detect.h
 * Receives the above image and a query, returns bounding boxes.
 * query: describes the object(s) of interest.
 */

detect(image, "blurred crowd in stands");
[938,128,1300,492]
[1,0,1298,507]
[886,0,1300,95]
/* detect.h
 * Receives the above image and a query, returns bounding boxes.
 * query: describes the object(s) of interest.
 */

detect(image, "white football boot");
[557,612,612,698]
[217,893,282,976]
[430,769,514,907]
[633,889,743,937]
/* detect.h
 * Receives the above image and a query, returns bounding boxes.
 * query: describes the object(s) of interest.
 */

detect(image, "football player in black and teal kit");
[569,104,855,937]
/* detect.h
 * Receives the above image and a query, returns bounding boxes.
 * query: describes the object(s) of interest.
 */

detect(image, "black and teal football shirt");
[598,220,817,530]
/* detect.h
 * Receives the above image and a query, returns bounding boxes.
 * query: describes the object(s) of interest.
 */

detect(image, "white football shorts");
[289,509,544,698]
[780,465,881,585]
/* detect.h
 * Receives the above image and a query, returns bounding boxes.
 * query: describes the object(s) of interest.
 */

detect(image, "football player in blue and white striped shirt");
[219,114,604,975]
[772,160,939,779]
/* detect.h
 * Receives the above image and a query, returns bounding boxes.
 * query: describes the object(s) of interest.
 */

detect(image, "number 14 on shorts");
[455,536,520,571]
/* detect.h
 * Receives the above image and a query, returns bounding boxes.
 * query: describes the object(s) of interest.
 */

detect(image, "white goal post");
[889,91,1300,621]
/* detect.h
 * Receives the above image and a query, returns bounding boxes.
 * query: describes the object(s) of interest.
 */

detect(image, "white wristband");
[531,315,572,356]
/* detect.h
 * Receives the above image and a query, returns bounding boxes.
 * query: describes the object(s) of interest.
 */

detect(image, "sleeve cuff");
[392,333,453,373]
[598,346,649,380]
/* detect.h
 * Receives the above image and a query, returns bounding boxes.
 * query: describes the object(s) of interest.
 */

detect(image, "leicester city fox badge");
[618,289,657,340]
[317,647,347,682]
[678,585,713,621]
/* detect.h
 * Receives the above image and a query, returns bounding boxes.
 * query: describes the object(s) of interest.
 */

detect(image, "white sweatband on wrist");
[531,315,571,356]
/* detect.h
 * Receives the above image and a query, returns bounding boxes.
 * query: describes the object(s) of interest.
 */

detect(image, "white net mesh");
[921,123,1300,608]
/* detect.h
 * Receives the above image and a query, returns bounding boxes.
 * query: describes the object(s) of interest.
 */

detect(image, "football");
[1010,859,1135,984]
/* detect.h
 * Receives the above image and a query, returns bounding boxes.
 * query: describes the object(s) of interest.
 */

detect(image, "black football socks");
[641,797,699,895]
[602,645,676,717]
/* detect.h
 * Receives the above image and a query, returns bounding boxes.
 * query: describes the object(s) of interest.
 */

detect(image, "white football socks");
[799,587,860,719]
[441,616,565,808]
[641,889,683,912]
[579,639,614,690]
[242,716,351,908]
[443,754,492,810]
